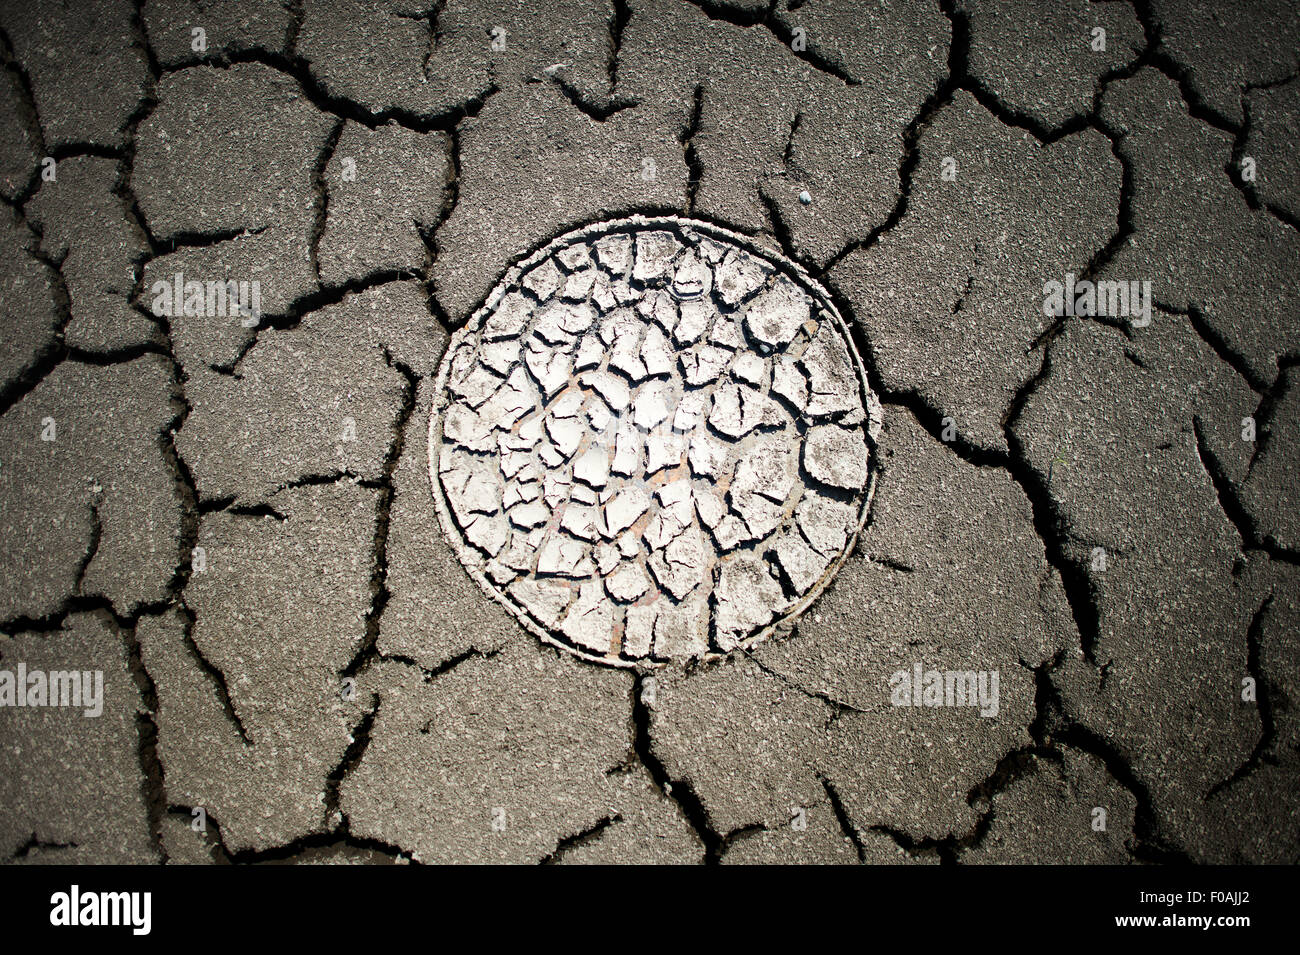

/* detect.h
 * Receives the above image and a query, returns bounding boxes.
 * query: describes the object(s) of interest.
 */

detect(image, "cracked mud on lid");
[430,216,881,666]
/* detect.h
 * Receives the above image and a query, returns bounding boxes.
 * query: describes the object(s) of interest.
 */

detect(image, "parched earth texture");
[0,0,1297,865]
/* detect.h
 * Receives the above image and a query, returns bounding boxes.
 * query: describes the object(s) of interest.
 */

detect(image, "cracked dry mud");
[432,217,878,664]
[0,0,1296,866]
